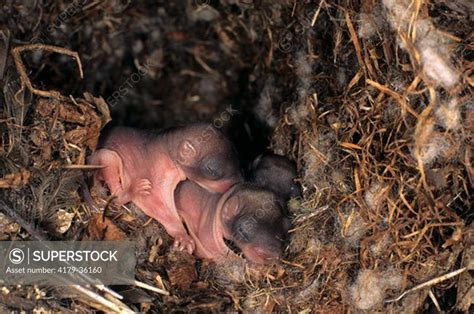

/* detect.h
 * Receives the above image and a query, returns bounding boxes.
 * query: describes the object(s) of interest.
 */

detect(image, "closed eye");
[203,159,223,179]
[206,164,220,178]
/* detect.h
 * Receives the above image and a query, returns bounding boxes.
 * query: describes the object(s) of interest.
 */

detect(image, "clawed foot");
[172,235,195,254]
[132,178,152,196]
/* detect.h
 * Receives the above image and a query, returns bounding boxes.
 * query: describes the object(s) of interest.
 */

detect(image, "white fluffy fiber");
[382,0,459,89]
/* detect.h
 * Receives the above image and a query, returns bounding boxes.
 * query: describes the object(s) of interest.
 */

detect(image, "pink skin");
[194,178,236,194]
[235,244,280,264]
[87,125,242,254]
[175,183,234,261]
[175,181,286,264]
[177,182,233,261]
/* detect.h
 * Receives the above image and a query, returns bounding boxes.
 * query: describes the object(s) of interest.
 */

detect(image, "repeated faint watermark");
[2,0,91,103]
[30,0,89,45]
[176,105,239,164]
[278,7,318,53]
[232,191,286,244]
[106,60,159,108]
[25,0,132,46]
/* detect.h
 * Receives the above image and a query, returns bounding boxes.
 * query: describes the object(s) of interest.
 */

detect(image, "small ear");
[177,140,197,165]
[222,196,241,223]
[251,155,263,172]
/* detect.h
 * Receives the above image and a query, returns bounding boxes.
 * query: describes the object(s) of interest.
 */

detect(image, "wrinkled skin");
[175,181,290,264]
[249,154,301,202]
[87,124,242,253]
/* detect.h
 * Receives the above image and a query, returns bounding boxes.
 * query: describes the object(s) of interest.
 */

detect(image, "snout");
[290,187,302,198]
[289,182,302,198]
[243,245,281,264]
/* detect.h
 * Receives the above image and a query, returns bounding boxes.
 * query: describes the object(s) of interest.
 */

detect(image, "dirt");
[0,0,472,312]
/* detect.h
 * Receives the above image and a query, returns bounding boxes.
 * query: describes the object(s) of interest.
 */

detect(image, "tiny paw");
[173,235,195,254]
[133,179,152,196]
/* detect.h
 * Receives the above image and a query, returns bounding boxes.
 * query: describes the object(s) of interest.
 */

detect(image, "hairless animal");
[174,181,290,264]
[87,124,242,253]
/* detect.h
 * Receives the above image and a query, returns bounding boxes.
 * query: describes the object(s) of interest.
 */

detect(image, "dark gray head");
[220,183,291,264]
[249,154,301,201]
[169,123,243,193]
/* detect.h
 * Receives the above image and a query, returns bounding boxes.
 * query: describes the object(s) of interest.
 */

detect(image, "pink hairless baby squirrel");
[174,181,291,264]
[172,154,298,264]
[87,124,243,253]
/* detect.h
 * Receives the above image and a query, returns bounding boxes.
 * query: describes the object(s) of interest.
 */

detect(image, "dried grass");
[0,0,472,312]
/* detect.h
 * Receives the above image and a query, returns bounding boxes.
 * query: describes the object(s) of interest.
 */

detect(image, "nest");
[0,0,472,312]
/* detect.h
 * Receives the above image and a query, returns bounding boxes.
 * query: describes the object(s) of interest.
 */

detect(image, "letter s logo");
[9,248,24,264]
